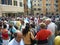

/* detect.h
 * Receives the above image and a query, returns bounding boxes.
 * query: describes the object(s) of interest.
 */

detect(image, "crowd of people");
[0,15,60,45]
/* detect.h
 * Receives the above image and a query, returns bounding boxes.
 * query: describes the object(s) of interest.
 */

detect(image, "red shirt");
[2,29,9,40]
[36,29,51,40]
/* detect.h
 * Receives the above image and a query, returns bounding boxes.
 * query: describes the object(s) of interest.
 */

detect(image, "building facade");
[24,0,28,15]
[31,0,59,16]
[0,0,24,17]
[58,0,60,15]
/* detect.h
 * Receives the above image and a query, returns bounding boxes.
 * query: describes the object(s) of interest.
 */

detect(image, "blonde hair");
[39,23,46,29]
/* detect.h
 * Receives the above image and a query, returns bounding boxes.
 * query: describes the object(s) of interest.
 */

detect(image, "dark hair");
[9,24,12,28]
[14,33,17,38]
[22,23,30,36]
[0,24,2,28]
[0,21,3,28]
[3,24,7,29]
[14,25,18,29]
[30,24,35,28]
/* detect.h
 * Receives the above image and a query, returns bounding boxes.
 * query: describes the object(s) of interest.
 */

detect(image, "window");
[36,13,39,15]
[55,5,58,7]
[56,13,59,15]
[49,12,50,14]
[1,0,8,4]
[46,4,51,6]
[1,0,12,5]
[38,8,41,10]
[38,4,40,6]
[49,4,51,6]
[46,4,48,6]
[34,8,36,10]
[0,1,1,4]
[20,2,22,7]
[46,8,47,11]
[38,4,42,6]
[8,0,12,5]
[39,0,42,1]
[14,1,17,6]
[46,0,49,1]
[34,4,36,6]
[41,13,43,15]
[46,12,49,15]
[34,0,36,2]
[56,0,58,3]
[38,0,39,2]
[56,9,58,12]
[52,13,54,15]
[40,0,42,1]
[20,0,22,2]
[1,0,5,4]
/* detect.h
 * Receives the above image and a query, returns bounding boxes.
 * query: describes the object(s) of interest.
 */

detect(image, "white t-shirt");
[8,38,24,45]
[47,22,57,35]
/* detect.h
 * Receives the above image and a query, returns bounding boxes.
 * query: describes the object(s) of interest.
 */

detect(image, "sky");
[28,0,31,8]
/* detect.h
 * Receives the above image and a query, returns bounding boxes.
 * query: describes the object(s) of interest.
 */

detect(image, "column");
[12,0,14,6]
[58,0,60,14]
[42,0,46,15]
[50,0,54,14]
[0,4,2,17]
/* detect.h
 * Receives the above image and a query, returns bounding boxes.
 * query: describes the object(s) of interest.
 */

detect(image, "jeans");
[48,34,55,45]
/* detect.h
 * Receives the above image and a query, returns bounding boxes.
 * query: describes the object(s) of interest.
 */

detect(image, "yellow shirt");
[16,21,21,29]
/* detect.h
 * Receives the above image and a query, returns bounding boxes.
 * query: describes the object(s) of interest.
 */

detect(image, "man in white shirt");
[8,30,24,45]
[45,18,57,45]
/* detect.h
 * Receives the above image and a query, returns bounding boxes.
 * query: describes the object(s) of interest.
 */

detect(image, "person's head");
[22,23,30,36]
[9,24,13,28]
[45,18,51,25]
[21,20,24,25]
[3,24,7,29]
[30,23,35,28]
[0,21,3,29]
[14,30,22,42]
[39,23,46,29]
[14,25,18,30]
[0,25,2,30]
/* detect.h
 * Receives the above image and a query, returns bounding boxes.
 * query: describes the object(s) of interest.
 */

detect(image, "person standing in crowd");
[45,18,57,45]
[3,20,9,30]
[8,23,16,40]
[20,19,25,32]
[35,23,52,45]
[16,18,21,30]
[2,24,9,45]
[34,17,38,25]
[30,23,36,36]
[0,22,3,45]
[8,30,24,45]
[22,23,35,45]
